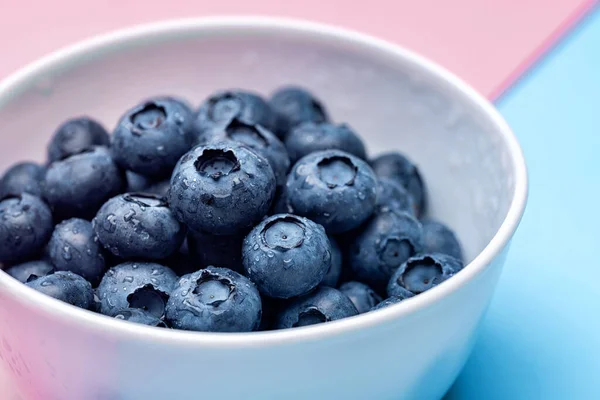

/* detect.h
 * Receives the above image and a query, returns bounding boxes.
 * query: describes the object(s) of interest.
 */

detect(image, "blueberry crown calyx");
[193,269,235,307]
[194,149,241,180]
[292,307,329,327]
[261,215,306,251]
[206,92,244,122]
[317,155,358,188]
[130,103,168,134]
[224,118,269,148]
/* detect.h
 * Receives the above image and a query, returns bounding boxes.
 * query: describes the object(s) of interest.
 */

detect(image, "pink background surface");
[0,0,594,98]
[0,0,595,397]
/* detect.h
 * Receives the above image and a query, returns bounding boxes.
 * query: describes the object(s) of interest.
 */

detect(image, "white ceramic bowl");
[0,17,527,400]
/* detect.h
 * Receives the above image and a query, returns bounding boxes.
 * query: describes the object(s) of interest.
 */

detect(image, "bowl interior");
[0,24,516,262]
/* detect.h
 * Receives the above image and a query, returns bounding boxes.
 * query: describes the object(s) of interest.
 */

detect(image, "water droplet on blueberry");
[104,214,117,233]
[123,209,136,222]
[62,245,72,260]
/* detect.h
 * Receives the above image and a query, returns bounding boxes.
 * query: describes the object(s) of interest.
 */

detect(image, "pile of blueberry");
[0,87,464,333]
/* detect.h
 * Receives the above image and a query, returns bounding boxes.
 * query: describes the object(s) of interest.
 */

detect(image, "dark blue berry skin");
[387,253,463,298]
[269,86,329,138]
[93,193,185,260]
[321,235,342,287]
[113,308,168,328]
[421,219,464,262]
[0,194,53,263]
[43,146,125,220]
[242,214,331,299]
[144,180,170,198]
[4,260,54,283]
[165,266,262,333]
[126,171,152,192]
[286,150,378,234]
[126,171,171,198]
[370,152,427,216]
[284,122,367,165]
[275,286,358,329]
[193,90,276,141]
[97,262,178,318]
[47,117,109,163]
[111,96,195,178]
[168,141,276,235]
[370,294,414,312]
[26,271,94,310]
[0,162,45,198]
[187,231,243,272]
[200,118,290,187]
[349,210,424,291]
[48,218,107,286]
[339,281,382,314]
[376,178,416,215]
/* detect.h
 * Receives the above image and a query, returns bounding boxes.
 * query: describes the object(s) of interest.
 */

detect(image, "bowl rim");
[0,16,528,347]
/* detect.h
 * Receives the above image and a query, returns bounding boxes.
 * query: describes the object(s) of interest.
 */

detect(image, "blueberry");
[4,260,54,283]
[97,262,177,318]
[168,141,276,235]
[376,177,416,215]
[387,253,463,298]
[349,210,424,290]
[242,214,331,299]
[269,86,329,138]
[165,266,262,332]
[421,219,464,261]
[275,286,358,329]
[202,118,290,187]
[370,152,427,216]
[284,122,367,165]
[47,117,109,162]
[193,90,276,141]
[111,96,195,178]
[43,146,125,220]
[113,308,168,328]
[47,218,106,285]
[321,235,342,287]
[187,231,243,272]
[339,281,382,313]
[94,193,185,260]
[26,271,94,309]
[286,150,377,234]
[0,162,45,198]
[370,294,413,311]
[0,194,53,263]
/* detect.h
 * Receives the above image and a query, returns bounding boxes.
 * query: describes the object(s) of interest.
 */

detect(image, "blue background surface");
[447,7,600,399]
